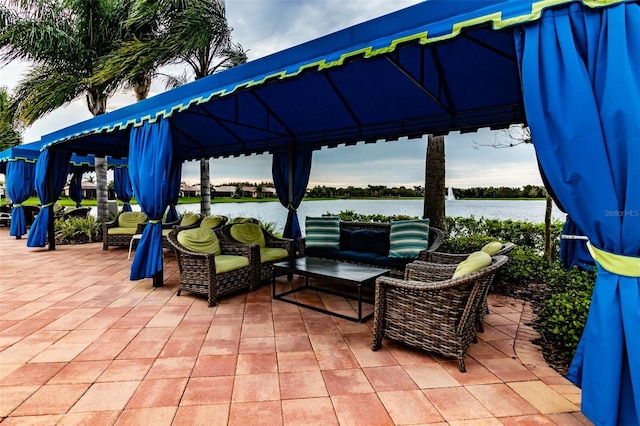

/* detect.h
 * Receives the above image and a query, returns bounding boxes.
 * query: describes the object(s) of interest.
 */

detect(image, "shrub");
[535,267,596,371]
[55,216,102,244]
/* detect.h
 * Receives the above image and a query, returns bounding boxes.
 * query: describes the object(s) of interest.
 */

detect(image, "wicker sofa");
[372,255,509,372]
[298,220,444,278]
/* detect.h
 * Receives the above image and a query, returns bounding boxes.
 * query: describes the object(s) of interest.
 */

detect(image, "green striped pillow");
[305,216,340,249]
[388,219,430,258]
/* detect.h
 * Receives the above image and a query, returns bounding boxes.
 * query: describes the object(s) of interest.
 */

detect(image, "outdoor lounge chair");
[199,215,228,230]
[167,227,257,306]
[372,255,508,372]
[423,242,515,331]
[219,223,295,284]
[103,211,148,250]
[61,207,92,220]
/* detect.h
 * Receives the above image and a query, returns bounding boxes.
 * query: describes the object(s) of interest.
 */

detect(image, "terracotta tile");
[441,359,502,386]
[236,353,278,375]
[322,368,374,395]
[468,341,512,361]
[146,356,196,379]
[350,346,398,367]
[117,339,167,360]
[480,358,538,382]
[282,397,338,425]
[0,362,66,386]
[180,376,234,405]
[0,385,39,417]
[546,412,594,425]
[498,414,557,425]
[378,390,445,424]
[385,342,440,365]
[423,387,494,421]
[199,338,240,355]
[97,358,154,382]
[448,418,504,425]
[316,348,360,370]
[159,338,203,358]
[228,400,282,426]
[363,365,419,392]
[116,406,176,425]
[0,414,63,425]
[308,333,348,351]
[232,373,280,402]
[331,393,393,425]
[507,381,579,414]
[12,383,90,416]
[70,381,140,412]
[192,354,238,377]
[173,404,230,426]
[274,319,308,336]
[280,370,328,399]
[238,336,275,354]
[277,351,320,373]
[57,410,121,425]
[126,378,187,408]
[467,383,539,417]
[48,360,111,384]
[275,335,313,352]
[404,363,460,389]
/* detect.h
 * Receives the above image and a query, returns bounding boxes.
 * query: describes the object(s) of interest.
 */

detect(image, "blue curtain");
[128,119,173,281]
[113,167,133,213]
[516,3,640,425]
[272,147,312,239]
[6,160,36,237]
[68,169,84,208]
[559,217,594,271]
[165,160,182,223]
[27,149,72,247]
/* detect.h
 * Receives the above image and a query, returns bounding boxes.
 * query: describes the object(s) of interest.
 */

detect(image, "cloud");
[1,0,543,189]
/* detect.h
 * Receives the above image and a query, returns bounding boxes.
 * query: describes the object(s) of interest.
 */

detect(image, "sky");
[0,0,543,189]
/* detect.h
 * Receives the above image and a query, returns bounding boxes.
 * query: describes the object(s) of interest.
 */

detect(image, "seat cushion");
[201,215,224,229]
[304,247,342,259]
[388,219,430,258]
[177,228,221,255]
[305,216,340,249]
[340,228,352,251]
[108,227,138,235]
[230,223,266,247]
[260,247,289,263]
[214,255,250,274]
[180,212,201,226]
[230,217,256,224]
[118,212,148,228]
[337,250,378,264]
[452,251,492,278]
[350,230,388,255]
[481,241,503,255]
[373,255,412,270]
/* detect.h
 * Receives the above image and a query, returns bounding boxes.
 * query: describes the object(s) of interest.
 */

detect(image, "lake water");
[169,199,566,234]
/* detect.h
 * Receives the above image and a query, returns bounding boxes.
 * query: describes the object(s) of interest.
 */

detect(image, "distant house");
[180,183,200,197]
[64,182,115,200]
[212,185,236,198]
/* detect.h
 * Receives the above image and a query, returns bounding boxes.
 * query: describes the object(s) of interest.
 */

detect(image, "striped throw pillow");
[305,216,340,249]
[388,219,430,258]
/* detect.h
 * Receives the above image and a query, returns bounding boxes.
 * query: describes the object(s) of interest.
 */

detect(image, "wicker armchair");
[372,255,509,372]
[167,227,257,306]
[61,207,92,220]
[219,223,295,285]
[422,243,515,331]
[199,215,229,230]
[103,211,148,250]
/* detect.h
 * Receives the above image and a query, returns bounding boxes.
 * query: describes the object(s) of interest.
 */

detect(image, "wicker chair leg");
[459,359,466,373]
[176,289,182,296]
[476,319,485,333]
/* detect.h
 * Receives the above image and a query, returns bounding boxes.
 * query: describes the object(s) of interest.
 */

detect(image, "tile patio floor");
[0,227,592,425]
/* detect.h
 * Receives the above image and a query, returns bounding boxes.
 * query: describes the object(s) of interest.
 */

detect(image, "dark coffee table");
[272,257,390,322]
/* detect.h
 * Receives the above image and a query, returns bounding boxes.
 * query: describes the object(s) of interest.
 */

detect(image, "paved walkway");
[0,228,591,425]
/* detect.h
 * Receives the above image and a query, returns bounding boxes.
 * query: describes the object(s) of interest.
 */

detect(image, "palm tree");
[0,87,23,151]
[93,0,247,216]
[0,0,131,220]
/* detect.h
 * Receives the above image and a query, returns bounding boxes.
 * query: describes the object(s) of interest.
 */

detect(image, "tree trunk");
[200,158,211,216]
[423,134,447,233]
[543,193,553,261]
[95,157,109,220]
[86,90,109,219]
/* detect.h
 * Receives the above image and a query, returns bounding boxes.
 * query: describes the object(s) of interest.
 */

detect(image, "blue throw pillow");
[340,228,352,251]
[388,219,430,258]
[305,216,340,249]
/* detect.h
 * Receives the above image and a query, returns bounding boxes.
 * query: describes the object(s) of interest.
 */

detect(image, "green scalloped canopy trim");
[47,0,627,147]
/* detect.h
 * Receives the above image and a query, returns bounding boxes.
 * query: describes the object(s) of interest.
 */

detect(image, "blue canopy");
[24,0,640,422]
